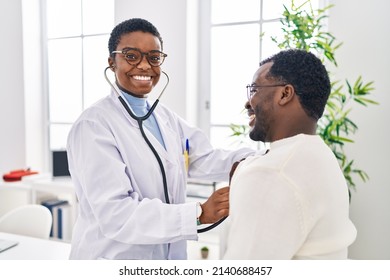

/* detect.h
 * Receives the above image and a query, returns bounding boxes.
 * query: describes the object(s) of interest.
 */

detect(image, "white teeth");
[133,75,151,81]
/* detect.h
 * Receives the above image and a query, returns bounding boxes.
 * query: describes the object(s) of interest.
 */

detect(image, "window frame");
[198,0,323,149]
[41,0,113,155]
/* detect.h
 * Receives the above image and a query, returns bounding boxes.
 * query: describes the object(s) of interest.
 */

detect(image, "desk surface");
[0,180,31,190]
[0,232,71,260]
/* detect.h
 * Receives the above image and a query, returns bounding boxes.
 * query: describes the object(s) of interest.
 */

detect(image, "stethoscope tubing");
[117,96,170,204]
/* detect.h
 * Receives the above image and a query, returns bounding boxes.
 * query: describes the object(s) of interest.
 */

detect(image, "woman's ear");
[108,57,116,71]
[278,85,295,106]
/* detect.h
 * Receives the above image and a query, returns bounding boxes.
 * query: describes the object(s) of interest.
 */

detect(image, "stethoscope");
[104,66,225,233]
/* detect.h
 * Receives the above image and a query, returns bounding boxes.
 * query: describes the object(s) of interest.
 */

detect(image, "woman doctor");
[66,18,253,260]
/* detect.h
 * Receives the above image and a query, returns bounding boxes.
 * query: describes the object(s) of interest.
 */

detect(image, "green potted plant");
[231,0,378,199]
[200,246,209,259]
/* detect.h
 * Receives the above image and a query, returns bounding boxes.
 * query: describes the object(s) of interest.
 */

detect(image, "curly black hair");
[260,49,331,120]
[108,18,163,58]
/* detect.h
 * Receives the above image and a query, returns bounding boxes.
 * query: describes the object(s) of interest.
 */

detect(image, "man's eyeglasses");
[246,84,287,100]
[112,48,168,67]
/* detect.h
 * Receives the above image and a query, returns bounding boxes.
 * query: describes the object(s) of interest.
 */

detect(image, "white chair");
[0,204,53,239]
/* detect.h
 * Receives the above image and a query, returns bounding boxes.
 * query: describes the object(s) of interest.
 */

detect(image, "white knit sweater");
[222,134,357,259]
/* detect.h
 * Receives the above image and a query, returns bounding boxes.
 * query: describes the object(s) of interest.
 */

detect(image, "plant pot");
[200,248,209,259]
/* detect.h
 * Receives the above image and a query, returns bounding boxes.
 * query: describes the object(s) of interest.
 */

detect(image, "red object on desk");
[2,169,39,182]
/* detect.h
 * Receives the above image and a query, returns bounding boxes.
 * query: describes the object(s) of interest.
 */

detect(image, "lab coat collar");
[152,106,180,164]
[110,90,178,165]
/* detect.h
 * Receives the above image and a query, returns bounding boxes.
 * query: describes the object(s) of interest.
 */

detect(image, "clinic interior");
[1,0,389,260]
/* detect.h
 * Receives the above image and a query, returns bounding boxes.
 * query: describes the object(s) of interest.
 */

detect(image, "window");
[44,0,114,150]
[199,0,320,149]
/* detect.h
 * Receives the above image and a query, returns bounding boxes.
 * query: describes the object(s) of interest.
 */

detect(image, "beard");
[249,123,266,142]
[249,105,268,142]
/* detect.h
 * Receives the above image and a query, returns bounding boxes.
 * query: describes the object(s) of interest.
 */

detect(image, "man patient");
[222,49,357,260]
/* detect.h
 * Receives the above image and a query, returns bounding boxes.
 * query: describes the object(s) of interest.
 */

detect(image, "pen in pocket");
[184,139,189,171]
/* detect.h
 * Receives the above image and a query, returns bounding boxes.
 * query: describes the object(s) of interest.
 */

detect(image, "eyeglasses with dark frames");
[112,48,168,67]
[246,84,287,100]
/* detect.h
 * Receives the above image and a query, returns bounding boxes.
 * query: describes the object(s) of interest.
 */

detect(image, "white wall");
[22,0,46,173]
[328,0,390,259]
[0,0,26,175]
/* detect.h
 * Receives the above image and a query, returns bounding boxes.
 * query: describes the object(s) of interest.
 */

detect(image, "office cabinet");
[0,175,77,242]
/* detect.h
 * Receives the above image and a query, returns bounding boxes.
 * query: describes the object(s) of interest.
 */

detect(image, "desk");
[1,176,78,240]
[30,178,78,224]
[0,232,71,260]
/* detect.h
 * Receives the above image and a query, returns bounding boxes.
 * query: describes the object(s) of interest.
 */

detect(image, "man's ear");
[278,85,295,106]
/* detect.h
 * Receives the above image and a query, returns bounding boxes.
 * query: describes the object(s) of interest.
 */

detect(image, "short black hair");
[260,49,331,120]
[108,18,163,58]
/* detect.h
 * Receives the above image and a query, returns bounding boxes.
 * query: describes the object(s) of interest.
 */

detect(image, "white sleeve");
[177,116,255,182]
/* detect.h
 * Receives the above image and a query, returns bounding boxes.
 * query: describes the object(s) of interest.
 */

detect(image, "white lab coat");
[67,90,253,259]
